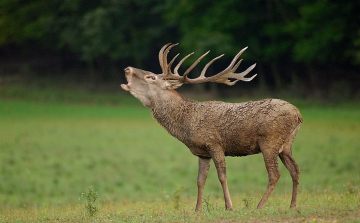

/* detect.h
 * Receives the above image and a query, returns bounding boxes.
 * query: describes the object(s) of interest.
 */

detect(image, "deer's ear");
[163,80,183,90]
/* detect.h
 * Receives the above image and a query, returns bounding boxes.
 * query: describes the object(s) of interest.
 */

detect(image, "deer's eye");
[147,76,156,80]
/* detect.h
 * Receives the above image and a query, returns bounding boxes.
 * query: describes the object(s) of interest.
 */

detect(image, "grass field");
[0,86,359,222]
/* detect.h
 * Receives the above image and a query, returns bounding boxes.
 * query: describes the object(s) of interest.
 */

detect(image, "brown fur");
[121,46,302,211]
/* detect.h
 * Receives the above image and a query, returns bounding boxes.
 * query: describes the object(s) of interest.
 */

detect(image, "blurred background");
[0,0,359,100]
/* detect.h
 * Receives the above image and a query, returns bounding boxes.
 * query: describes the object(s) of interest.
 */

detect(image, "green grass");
[0,87,360,222]
[1,193,359,222]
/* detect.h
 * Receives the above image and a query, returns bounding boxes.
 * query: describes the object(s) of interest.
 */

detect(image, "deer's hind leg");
[257,146,281,209]
[279,150,300,208]
[279,125,301,208]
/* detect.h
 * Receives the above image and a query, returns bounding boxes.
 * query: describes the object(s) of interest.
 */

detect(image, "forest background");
[0,0,359,100]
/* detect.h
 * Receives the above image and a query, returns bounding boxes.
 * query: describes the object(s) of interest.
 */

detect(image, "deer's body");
[121,43,302,211]
[151,90,301,158]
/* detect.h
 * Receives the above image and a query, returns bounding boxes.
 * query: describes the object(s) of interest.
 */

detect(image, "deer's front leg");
[195,156,211,212]
[210,149,233,211]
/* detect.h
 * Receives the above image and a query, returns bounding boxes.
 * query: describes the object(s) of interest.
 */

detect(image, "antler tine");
[167,53,180,73]
[183,46,257,86]
[218,62,257,86]
[159,43,172,73]
[199,54,225,78]
[162,43,178,74]
[231,59,242,72]
[236,64,257,81]
[174,52,194,75]
[163,43,178,66]
[216,47,248,77]
[158,44,256,86]
[183,51,210,79]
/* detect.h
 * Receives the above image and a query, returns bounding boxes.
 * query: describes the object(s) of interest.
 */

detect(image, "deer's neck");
[149,90,193,142]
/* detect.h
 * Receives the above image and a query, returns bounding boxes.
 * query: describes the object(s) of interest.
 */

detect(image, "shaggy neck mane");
[150,90,193,141]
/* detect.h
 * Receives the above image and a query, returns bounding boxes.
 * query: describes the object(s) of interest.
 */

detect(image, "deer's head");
[121,43,257,106]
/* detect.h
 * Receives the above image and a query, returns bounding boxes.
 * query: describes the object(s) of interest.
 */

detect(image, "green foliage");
[202,195,213,212]
[161,0,360,96]
[285,0,357,63]
[1,0,358,65]
[242,197,253,209]
[0,0,167,67]
[81,187,99,217]
[173,186,184,210]
[0,0,58,45]
[343,182,359,195]
[0,0,359,92]
[57,0,166,63]
[164,0,259,59]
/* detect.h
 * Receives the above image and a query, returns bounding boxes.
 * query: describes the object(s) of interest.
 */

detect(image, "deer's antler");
[158,43,257,86]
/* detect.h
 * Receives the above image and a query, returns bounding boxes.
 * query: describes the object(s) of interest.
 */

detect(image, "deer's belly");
[188,147,211,158]
[224,144,261,157]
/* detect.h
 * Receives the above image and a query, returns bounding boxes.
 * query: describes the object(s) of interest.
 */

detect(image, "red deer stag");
[121,43,302,211]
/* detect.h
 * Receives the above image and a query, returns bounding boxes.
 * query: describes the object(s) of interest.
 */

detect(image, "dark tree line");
[0,0,359,99]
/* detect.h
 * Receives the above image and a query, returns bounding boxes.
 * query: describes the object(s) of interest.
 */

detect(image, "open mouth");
[121,83,131,91]
[121,81,131,91]
[120,68,132,91]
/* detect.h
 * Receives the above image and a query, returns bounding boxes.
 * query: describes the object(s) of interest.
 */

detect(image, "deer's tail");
[298,113,303,124]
